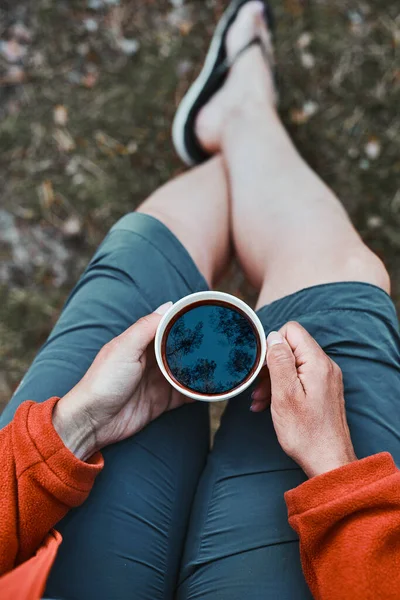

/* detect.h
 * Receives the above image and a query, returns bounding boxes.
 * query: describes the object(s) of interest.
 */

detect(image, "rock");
[177,59,192,77]
[0,39,27,63]
[117,38,140,56]
[367,215,383,230]
[11,23,32,43]
[84,18,99,33]
[303,100,318,116]
[300,51,315,69]
[364,137,381,160]
[348,147,359,159]
[72,173,85,186]
[290,100,319,125]
[66,70,82,85]
[62,216,83,238]
[359,158,370,170]
[126,140,138,154]
[88,0,104,9]
[297,32,312,49]
[1,66,25,84]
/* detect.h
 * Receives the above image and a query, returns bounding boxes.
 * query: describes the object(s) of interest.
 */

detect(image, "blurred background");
[0,0,399,419]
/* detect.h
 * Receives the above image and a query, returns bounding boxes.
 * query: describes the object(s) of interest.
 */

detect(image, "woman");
[1,1,400,599]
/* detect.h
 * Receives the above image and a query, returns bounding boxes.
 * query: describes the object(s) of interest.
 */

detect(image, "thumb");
[266,331,299,402]
[120,301,173,361]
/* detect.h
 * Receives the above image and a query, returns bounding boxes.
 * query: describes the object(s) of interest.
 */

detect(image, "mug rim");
[154,291,267,402]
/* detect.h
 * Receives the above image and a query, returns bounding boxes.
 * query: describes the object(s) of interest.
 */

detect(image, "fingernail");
[155,301,173,315]
[267,331,284,348]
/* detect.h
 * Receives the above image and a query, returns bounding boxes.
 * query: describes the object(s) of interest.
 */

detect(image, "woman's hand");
[53,302,190,461]
[251,321,357,478]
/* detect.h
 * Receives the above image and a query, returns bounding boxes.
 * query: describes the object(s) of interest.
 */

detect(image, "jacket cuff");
[285,453,397,517]
[13,399,103,505]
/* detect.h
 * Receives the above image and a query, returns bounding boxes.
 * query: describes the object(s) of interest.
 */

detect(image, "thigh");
[178,394,310,600]
[1,213,211,600]
[178,282,400,600]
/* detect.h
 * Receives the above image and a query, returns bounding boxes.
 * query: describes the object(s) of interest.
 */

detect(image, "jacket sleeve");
[0,397,103,575]
[285,453,400,600]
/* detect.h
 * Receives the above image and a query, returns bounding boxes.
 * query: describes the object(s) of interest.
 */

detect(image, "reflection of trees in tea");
[174,358,229,394]
[212,307,257,384]
[211,307,255,347]
[166,316,204,359]
[165,307,257,394]
[226,348,254,379]
[166,316,226,393]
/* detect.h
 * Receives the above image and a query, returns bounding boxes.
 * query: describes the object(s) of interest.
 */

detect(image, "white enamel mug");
[155,291,267,402]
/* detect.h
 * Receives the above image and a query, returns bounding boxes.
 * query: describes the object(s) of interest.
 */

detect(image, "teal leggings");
[2,214,400,600]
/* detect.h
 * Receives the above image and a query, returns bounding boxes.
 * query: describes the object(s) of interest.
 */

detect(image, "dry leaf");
[53,105,68,126]
[179,21,194,36]
[53,129,76,152]
[81,71,98,88]
[38,180,55,209]
[95,130,127,155]
[0,66,25,85]
[284,0,304,17]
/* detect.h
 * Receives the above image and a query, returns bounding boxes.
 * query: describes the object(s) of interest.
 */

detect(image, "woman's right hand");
[251,321,357,478]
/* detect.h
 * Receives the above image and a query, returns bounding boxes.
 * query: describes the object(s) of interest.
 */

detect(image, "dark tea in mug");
[161,300,261,396]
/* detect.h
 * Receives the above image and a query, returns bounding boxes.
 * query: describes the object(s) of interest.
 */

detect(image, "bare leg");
[196,2,390,306]
[138,156,230,287]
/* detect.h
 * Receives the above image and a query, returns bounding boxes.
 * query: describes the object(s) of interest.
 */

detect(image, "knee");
[344,248,391,295]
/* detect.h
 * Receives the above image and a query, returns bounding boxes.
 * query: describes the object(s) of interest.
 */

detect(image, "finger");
[266,331,300,402]
[251,367,271,411]
[279,321,324,368]
[250,400,267,413]
[252,381,269,402]
[250,391,270,412]
[119,301,173,361]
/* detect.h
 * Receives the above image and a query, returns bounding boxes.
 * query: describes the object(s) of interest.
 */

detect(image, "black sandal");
[172,0,276,166]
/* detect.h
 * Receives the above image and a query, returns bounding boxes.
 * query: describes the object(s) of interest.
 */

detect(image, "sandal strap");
[211,36,274,89]
[230,37,269,69]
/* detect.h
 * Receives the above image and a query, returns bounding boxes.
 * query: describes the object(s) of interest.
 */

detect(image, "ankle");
[193,9,277,155]
[221,99,279,139]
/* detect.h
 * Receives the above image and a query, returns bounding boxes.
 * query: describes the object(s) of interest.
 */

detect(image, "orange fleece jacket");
[0,398,399,600]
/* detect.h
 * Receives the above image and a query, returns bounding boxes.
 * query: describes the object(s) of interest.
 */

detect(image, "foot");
[195,1,277,154]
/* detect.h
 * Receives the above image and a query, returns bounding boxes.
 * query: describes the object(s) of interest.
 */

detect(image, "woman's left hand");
[53,302,190,461]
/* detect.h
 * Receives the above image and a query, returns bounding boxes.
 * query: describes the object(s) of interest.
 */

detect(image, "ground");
[0,0,399,429]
